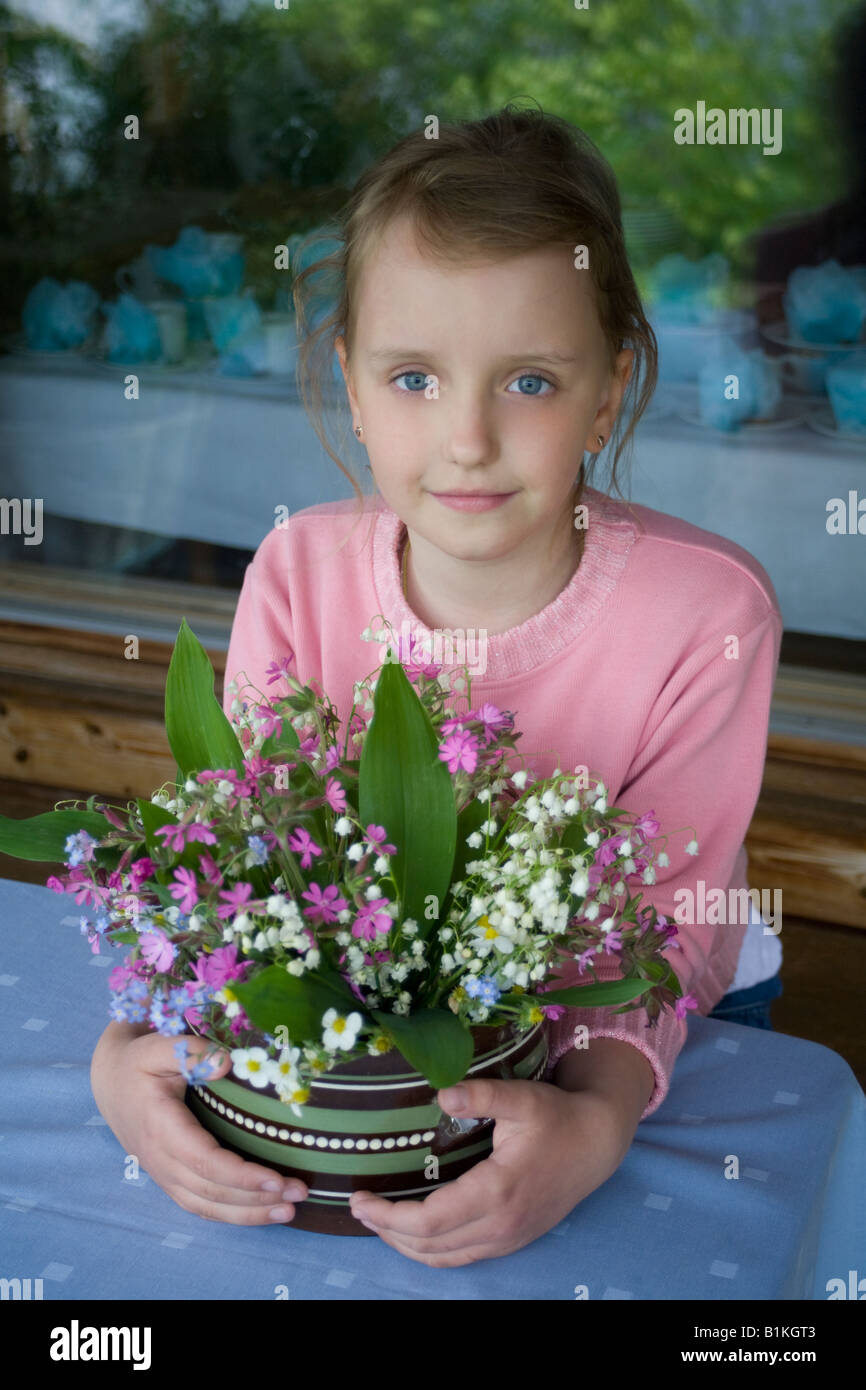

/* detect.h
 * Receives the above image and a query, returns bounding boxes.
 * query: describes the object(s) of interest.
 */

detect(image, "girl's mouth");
[431,492,517,512]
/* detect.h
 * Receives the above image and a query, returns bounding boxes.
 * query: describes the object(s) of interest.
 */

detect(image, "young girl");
[91,104,784,1267]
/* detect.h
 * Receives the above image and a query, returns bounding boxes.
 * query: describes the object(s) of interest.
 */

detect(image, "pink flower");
[541,1003,566,1020]
[324,744,342,772]
[386,630,441,680]
[651,912,678,942]
[169,865,199,914]
[573,946,597,976]
[301,883,348,925]
[98,804,130,832]
[198,852,224,888]
[253,703,282,740]
[108,961,135,991]
[322,775,347,813]
[154,821,218,854]
[128,856,155,891]
[351,898,392,941]
[675,993,699,1020]
[438,728,480,775]
[364,824,397,855]
[265,654,295,685]
[191,944,249,991]
[196,769,254,799]
[594,836,623,868]
[287,826,322,870]
[634,810,661,840]
[473,702,512,746]
[228,1008,252,1036]
[139,928,175,971]
[217,881,254,920]
[245,751,278,783]
[297,730,321,759]
[62,867,112,910]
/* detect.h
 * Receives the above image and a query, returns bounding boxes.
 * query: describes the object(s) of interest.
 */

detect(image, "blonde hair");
[292,100,657,542]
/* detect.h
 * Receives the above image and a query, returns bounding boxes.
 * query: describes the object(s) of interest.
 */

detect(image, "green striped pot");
[186,1020,548,1235]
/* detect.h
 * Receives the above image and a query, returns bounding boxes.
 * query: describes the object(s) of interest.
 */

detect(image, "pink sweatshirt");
[222,485,783,1121]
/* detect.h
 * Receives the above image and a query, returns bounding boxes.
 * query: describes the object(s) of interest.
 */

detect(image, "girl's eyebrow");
[366,348,578,365]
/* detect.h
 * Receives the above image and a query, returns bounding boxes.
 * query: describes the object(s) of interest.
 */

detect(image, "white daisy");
[321,1008,362,1051]
[230,1046,271,1088]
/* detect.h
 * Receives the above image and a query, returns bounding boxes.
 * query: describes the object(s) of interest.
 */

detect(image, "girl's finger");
[164,1164,306,1211]
[134,1031,229,1080]
[158,1092,308,1199]
[168,1182,303,1227]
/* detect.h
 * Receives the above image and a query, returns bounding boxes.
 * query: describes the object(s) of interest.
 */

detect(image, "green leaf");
[533,977,654,1008]
[450,797,490,891]
[165,618,245,780]
[359,656,456,934]
[0,809,109,862]
[652,960,683,997]
[259,719,301,760]
[230,964,364,1042]
[558,817,590,855]
[370,1007,474,1090]
[109,928,140,944]
[149,881,178,909]
[136,799,178,856]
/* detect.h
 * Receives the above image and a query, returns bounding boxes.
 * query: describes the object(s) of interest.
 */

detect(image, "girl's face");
[336,213,632,565]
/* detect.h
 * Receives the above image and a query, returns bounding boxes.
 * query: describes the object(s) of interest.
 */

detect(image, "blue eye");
[507,374,553,396]
[392,371,430,392]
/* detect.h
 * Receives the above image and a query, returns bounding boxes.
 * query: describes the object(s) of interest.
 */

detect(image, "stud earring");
[597,434,604,447]
[354,425,362,438]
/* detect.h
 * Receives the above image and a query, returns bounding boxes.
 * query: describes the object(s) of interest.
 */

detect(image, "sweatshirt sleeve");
[221,529,297,721]
[543,602,783,1121]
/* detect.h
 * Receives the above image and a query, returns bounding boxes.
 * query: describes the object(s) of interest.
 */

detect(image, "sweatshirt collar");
[371,485,637,683]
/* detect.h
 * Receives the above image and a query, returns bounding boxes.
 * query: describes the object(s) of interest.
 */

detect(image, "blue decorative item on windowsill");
[783,260,866,344]
[826,352,866,434]
[145,226,245,300]
[201,291,261,354]
[697,337,782,431]
[22,277,100,350]
[646,253,755,384]
[100,293,162,363]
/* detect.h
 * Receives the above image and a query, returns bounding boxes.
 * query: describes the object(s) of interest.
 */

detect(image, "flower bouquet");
[0,616,691,1234]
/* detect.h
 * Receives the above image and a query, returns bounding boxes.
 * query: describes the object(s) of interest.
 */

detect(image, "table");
[1,877,863,1300]
[1,354,864,639]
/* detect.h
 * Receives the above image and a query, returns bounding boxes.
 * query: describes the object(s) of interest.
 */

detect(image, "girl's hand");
[348,1076,633,1266]
[90,1022,308,1224]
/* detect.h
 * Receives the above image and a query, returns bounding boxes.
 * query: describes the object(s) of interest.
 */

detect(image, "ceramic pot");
[186,1019,548,1236]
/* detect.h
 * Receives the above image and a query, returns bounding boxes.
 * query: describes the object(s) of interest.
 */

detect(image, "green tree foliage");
[1,0,860,285]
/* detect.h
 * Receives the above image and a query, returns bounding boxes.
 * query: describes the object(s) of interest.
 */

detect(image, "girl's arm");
[553,1038,655,1159]
[544,602,784,1122]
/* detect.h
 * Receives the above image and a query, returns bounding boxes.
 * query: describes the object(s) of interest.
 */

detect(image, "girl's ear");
[618,347,635,394]
[591,347,634,444]
[334,334,358,410]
